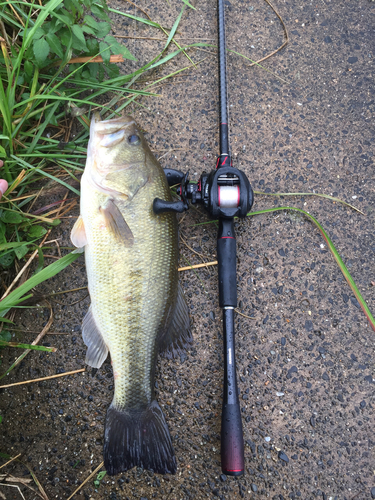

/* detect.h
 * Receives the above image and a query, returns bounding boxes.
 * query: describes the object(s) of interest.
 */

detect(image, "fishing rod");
[153,0,253,476]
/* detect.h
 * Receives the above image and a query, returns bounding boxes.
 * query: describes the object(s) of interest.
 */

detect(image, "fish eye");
[128,134,141,145]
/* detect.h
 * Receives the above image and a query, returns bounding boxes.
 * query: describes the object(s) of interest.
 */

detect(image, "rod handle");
[217,220,237,308]
[221,402,245,476]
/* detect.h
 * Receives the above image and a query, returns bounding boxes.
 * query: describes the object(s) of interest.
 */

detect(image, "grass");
[0,0,373,381]
[247,205,375,332]
[0,0,199,373]
[0,1,206,271]
[191,201,375,333]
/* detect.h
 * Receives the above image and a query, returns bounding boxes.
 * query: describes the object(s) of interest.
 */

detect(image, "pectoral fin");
[71,215,88,248]
[82,306,108,368]
[100,199,134,246]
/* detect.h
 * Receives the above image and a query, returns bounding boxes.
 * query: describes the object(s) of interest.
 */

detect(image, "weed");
[0,0,191,287]
[94,470,106,488]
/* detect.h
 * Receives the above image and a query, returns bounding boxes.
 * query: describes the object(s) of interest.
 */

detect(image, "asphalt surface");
[1,0,375,499]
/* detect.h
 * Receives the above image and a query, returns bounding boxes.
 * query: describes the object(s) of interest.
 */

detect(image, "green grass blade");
[181,0,196,10]
[246,206,375,331]
[0,251,81,316]
[10,155,80,195]
[254,190,364,215]
[164,8,184,47]
[227,48,289,84]
[145,57,206,89]
[12,93,113,112]
[0,340,55,351]
[107,6,163,28]
[191,206,375,331]
[0,241,30,251]
[26,101,60,154]
[0,74,12,156]
[160,7,196,68]
[0,317,14,324]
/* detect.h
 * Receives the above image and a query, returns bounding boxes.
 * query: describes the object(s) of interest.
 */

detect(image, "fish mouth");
[91,113,142,152]
[91,113,136,136]
[85,114,144,198]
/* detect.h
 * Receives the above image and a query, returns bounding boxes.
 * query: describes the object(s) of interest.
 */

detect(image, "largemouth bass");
[70,114,191,475]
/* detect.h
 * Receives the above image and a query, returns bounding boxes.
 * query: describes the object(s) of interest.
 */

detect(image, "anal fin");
[159,283,192,359]
[82,306,108,368]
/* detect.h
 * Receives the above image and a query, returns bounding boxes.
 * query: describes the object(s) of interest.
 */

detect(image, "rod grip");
[221,402,245,476]
[217,236,237,308]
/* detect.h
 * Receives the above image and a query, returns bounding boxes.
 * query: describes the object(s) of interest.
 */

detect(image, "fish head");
[86,114,151,199]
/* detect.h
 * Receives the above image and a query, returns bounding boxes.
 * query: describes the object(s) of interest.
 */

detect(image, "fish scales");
[71,114,192,475]
[82,166,178,408]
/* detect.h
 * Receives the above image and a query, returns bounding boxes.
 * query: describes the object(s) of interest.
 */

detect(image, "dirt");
[1,0,375,499]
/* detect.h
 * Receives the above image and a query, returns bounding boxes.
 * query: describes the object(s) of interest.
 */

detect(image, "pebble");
[265,436,271,442]
[251,483,258,492]
[278,451,289,463]
[371,487,375,499]
[305,320,313,331]
[276,392,284,397]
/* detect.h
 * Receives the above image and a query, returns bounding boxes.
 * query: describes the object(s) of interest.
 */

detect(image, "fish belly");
[82,172,178,407]
[80,169,181,475]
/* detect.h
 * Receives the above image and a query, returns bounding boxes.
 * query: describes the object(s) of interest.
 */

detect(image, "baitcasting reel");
[153,159,253,220]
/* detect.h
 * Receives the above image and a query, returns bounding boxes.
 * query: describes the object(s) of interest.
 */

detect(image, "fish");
[70,114,192,475]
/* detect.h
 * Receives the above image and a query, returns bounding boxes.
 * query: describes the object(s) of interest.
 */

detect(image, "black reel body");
[153,160,253,219]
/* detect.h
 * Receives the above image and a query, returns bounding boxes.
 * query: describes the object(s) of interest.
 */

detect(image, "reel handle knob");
[153,198,188,214]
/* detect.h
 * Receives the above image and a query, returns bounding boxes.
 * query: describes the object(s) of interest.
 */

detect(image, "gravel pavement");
[1,1,375,499]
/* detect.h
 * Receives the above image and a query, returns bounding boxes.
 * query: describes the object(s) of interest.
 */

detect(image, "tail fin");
[104,400,176,475]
